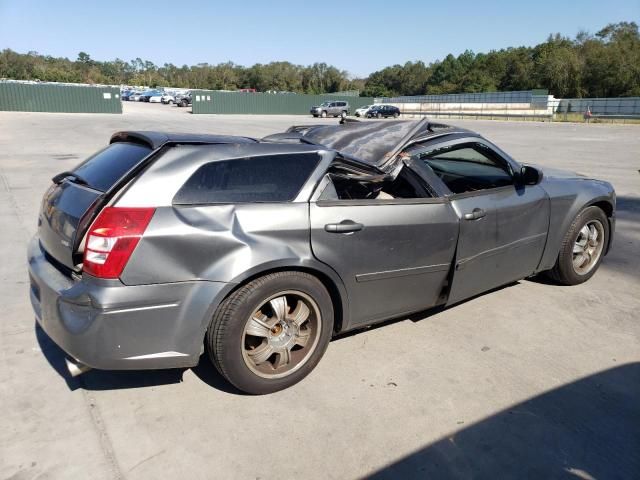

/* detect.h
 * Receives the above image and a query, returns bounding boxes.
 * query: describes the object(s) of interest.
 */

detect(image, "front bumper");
[28,236,230,371]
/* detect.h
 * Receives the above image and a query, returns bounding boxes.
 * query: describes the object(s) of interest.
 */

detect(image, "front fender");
[537,178,615,272]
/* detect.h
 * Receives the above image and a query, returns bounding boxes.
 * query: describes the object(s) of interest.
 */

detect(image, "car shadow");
[367,363,640,479]
[35,322,243,394]
[332,282,519,342]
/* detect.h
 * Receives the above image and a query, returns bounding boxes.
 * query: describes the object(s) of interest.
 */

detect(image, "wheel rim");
[241,290,321,379]
[572,220,605,275]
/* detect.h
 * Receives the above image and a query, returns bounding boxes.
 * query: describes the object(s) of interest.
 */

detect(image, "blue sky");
[0,0,638,77]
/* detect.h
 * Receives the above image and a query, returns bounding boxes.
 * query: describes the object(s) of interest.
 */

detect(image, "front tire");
[207,272,334,394]
[546,206,609,285]
[321,111,327,118]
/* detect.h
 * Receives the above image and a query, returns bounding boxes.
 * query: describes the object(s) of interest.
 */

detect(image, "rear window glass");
[73,142,152,192]
[173,153,320,205]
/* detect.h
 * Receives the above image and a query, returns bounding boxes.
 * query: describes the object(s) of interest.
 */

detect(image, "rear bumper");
[28,236,230,371]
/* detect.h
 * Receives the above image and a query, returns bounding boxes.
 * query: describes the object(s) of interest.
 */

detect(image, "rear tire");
[546,206,609,285]
[207,272,334,394]
[393,112,399,118]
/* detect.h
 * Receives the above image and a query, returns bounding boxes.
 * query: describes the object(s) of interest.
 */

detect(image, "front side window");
[173,153,320,205]
[419,143,513,194]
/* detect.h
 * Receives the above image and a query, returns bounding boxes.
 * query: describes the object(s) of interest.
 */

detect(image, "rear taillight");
[83,207,155,279]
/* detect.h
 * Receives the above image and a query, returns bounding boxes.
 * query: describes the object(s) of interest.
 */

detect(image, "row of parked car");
[309,101,401,119]
[121,89,192,107]
[355,104,401,118]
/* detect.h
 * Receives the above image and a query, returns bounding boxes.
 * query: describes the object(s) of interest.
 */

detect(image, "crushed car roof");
[276,118,474,169]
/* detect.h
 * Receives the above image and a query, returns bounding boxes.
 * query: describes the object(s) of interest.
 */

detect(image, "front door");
[407,139,549,305]
[447,185,548,304]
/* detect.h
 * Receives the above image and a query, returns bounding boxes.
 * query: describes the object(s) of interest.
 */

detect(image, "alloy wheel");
[572,220,605,275]
[241,291,321,379]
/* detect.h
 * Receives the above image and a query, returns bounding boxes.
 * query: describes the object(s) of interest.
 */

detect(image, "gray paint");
[310,200,458,327]
[447,185,549,305]
[27,121,616,372]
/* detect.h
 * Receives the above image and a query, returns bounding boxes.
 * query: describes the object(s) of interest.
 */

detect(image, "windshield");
[320,102,331,107]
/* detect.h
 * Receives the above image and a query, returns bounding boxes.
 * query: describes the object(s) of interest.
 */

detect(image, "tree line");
[0,22,638,98]
[363,22,640,98]
[0,50,363,95]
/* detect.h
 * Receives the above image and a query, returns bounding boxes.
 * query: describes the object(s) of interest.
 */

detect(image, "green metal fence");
[0,82,122,113]
[192,90,374,115]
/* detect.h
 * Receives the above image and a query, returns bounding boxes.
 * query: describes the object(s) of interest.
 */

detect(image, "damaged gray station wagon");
[29,119,615,394]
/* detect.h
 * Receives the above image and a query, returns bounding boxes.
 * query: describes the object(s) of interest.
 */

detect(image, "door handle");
[324,220,364,233]
[464,208,486,221]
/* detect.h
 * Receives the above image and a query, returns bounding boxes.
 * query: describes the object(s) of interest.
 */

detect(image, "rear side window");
[73,142,152,192]
[173,153,320,205]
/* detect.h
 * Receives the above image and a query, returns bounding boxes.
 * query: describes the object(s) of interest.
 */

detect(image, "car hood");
[534,165,588,180]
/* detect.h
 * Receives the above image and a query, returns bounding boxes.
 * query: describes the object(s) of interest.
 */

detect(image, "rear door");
[309,164,459,328]
[38,141,152,269]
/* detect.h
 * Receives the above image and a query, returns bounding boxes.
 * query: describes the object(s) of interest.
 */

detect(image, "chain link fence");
[552,97,640,122]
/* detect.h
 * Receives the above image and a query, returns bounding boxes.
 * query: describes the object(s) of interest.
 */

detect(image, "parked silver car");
[310,101,349,118]
[29,120,615,394]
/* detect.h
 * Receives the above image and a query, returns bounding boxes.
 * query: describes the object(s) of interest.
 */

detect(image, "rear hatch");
[38,142,153,271]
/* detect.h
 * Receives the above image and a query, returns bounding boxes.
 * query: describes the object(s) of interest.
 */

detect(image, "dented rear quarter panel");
[117,141,350,330]
[122,203,314,285]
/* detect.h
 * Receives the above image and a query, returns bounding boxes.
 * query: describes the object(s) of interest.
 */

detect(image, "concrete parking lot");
[1,102,639,479]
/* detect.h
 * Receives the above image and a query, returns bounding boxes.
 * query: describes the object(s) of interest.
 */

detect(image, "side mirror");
[518,165,542,186]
